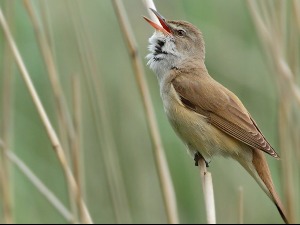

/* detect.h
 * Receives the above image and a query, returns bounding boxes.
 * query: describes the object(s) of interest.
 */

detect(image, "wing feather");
[172,73,279,158]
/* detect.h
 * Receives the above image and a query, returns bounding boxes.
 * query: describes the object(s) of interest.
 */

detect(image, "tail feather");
[252,149,289,224]
[238,149,289,224]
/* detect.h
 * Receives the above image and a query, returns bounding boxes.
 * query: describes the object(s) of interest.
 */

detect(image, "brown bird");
[144,9,288,224]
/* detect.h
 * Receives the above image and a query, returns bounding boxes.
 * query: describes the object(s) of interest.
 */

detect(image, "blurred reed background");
[0,0,299,223]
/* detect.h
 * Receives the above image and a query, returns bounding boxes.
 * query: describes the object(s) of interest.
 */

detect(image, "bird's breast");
[160,81,244,160]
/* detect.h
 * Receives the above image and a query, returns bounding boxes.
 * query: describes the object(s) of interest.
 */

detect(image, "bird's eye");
[177,29,186,37]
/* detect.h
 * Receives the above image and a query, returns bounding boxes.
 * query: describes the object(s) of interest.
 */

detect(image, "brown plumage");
[144,9,289,223]
[171,67,288,223]
[171,70,278,158]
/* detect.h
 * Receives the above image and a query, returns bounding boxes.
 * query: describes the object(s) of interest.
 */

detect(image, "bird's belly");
[165,102,242,160]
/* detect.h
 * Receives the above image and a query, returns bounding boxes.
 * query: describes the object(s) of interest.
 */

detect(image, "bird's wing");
[171,73,279,158]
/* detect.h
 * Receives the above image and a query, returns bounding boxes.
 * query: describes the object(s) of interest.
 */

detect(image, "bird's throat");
[147,32,181,79]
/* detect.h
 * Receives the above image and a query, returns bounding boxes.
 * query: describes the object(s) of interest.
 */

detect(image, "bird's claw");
[194,152,210,167]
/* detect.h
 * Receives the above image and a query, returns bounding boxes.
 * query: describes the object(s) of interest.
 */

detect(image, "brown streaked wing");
[171,73,279,158]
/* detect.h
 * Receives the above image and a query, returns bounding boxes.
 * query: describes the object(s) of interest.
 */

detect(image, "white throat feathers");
[146,32,183,81]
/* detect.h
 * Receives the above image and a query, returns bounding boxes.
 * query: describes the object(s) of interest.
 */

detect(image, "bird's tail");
[238,149,289,224]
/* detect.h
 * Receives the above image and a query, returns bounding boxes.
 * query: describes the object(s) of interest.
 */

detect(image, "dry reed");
[0,142,74,223]
[112,0,179,223]
[198,159,216,224]
[247,0,300,223]
[0,5,93,224]
[0,1,14,223]
[22,0,80,220]
[66,0,132,222]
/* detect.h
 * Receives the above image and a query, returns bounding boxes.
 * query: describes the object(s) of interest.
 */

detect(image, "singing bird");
[144,9,288,223]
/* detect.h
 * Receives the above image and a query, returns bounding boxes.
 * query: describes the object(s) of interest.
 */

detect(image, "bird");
[143,9,288,224]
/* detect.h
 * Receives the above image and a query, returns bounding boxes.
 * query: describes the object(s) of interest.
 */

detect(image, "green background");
[0,0,296,223]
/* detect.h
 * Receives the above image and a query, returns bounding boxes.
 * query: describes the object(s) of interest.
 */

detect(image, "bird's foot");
[194,152,210,167]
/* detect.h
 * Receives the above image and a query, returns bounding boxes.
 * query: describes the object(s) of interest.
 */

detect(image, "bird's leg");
[194,152,210,167]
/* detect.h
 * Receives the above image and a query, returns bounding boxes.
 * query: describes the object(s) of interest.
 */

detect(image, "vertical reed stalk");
[67,0,132,222]
[22,0,81,221]
[247,0,300,223]
[198,159,216,224]
[22,0,74,155]
[0,7,93,224]
[112,0,179,223]
[0,1,14,223]
[71,75,85,223]
[278,97,296,223]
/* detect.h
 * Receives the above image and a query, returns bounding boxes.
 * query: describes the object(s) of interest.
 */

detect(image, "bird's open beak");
[143,9,172,35]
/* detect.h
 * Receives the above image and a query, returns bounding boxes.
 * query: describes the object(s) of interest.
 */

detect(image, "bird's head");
[144,9,205,76]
